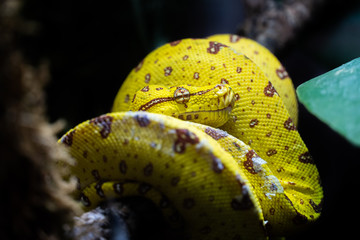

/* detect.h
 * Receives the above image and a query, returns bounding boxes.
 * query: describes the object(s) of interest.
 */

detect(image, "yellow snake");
[59,34,323,239]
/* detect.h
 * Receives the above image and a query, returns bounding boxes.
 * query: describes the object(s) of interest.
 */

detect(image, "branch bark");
[241,0,324,52]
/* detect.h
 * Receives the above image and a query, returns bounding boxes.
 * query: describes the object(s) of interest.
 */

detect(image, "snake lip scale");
[181,105,233,116]
[59,34,323,239]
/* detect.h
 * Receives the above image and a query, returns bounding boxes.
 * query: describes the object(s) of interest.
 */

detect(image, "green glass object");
[297,57,360,147]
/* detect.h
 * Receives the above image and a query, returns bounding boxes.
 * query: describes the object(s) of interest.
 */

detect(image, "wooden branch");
[0,1,81,239]
[241,0,324,52]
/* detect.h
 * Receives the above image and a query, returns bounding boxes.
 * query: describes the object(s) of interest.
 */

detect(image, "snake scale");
[59,34,323,239]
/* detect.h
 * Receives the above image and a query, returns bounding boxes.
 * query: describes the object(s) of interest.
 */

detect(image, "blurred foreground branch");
[0,0,80,239]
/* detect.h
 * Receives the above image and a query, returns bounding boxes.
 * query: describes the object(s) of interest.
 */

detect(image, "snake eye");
[174,87,190,103]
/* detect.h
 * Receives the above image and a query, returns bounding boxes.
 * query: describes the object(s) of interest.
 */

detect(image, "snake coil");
[59,34,323,239]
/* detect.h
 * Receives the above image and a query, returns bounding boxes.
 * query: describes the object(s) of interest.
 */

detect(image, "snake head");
[130,84,235,127]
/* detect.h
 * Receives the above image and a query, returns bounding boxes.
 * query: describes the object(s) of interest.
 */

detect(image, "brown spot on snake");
[144,74,151,83]
[270,208,275,215]
[299,152,314,164]
[264,81,278,97]
[124,94,130,103]
[244,150,258,174]
[90,115,113,138]
[266,149,277,157]
[171,176,180,186]
[62,129,75,146]
[134,59,143,72]
[143,163,153,176]
[164,66,173,76]
[284,117,296,131]
[207,41,227,54]
[205,127,228,140]
[193,72,200,79]
[135,114,151,127]
[249,119,259,128]
[173,129,199,153]
[141,86,149,92]
[276,66,289,79]
[91,169,101,180]
[170,40,181,46]
[229,34,241,42]
[211,154,224,173]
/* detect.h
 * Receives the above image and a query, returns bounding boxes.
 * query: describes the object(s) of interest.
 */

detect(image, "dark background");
[19,0,360,239]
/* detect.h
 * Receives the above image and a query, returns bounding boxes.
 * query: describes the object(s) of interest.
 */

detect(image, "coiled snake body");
[59,34,323,239]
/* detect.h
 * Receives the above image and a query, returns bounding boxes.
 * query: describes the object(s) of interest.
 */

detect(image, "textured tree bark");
[241,0,323,52]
